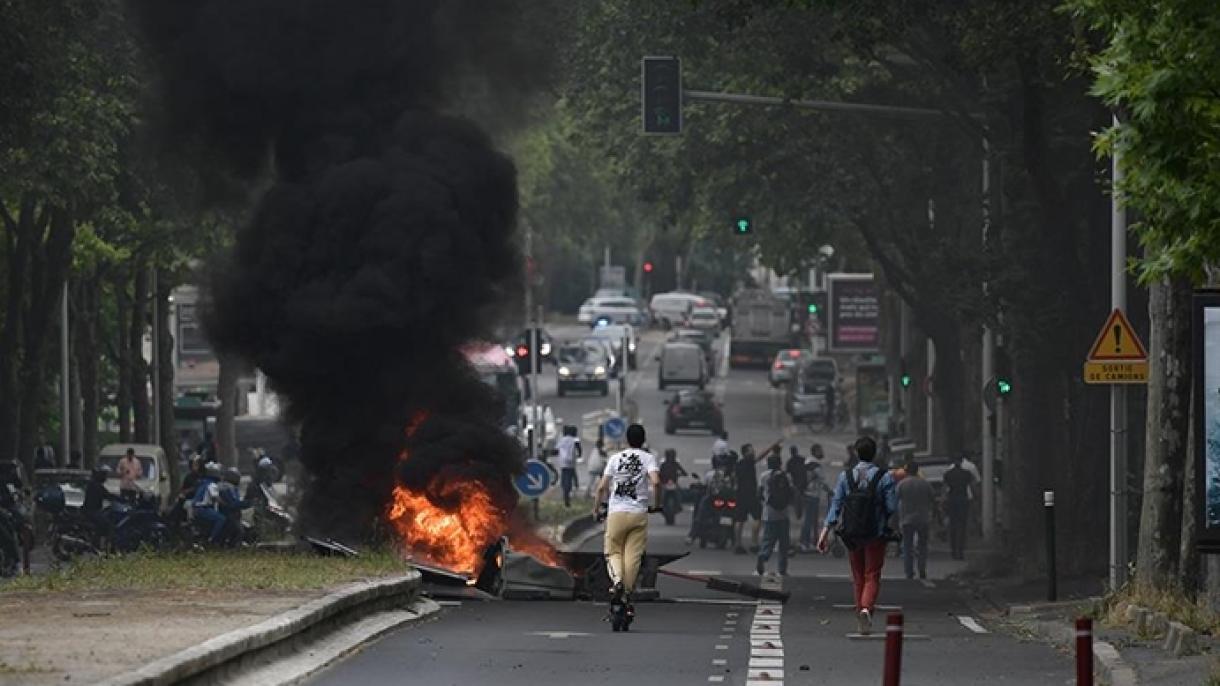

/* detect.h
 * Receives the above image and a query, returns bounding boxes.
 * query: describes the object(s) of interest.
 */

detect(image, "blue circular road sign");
[604,417,626,440]
[514,459,553,499]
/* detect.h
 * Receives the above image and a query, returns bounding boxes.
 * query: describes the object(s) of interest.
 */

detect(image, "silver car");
[769,349,812,387]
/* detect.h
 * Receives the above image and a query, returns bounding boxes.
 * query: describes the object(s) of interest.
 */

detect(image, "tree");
[1068,0,1220,590]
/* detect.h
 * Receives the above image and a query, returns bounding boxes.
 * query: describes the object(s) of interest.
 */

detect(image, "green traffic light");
[735,217,751,234]
[901,374,911,388]
[807,303,818,314]
[997,379,1012,395]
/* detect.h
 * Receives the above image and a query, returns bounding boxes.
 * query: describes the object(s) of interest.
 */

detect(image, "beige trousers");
[604,511,649,592]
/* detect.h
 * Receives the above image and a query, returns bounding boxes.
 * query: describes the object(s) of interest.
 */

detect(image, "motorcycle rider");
[82,466,120,549]
[0,461,30,575]
[658,448,687,523]
[592,424,660,625]
[218,467,252,546]
[192,463,226,545]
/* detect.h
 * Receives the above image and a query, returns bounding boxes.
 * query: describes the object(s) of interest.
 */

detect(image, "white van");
[649,292,701,329]
[658,342,707,390]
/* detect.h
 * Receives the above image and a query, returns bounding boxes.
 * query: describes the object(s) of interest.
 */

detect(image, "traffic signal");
[641,57,682,135]
[995,347,1013,398]
[734,216,752,235]
[807,303,819,315]
[643,261,654,274]
[900,358,911,388]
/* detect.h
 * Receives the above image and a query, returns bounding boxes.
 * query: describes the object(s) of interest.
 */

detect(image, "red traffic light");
[643,261,654,273]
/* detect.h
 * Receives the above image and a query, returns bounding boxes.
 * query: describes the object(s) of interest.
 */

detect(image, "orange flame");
[385,411,567,577]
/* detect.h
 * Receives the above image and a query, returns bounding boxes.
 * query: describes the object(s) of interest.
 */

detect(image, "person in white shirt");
[556,426,582,507]
[585,439,606,497]
[711,431,729,460]
[592,424,660,606]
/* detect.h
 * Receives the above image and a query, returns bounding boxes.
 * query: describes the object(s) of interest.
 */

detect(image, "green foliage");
[1069,0,1220,280]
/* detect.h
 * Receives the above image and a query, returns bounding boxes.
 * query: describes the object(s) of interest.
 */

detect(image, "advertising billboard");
[827,273,880,353]
[1196,291,1220,554]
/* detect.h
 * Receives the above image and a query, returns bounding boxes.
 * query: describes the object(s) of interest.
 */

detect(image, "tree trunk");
[156,270,180,489]
[68,283,83,460]
[15,207,77,471]
[1180,378,1200,597]
[215,352,240,468]
[78,274,100,467]
[115,275,131,442]
[129,264,150,442]
[1136,276,1193,586]
[0,195,34,468]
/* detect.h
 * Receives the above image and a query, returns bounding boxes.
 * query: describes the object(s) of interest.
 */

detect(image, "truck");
[729,289,791,368]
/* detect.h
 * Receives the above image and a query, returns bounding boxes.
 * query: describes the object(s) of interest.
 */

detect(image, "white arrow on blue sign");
[604,417,626,440]
[514,459,553,499]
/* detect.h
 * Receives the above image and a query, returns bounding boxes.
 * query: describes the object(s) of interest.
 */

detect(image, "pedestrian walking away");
[896,461,933,580]
[943,456,975,560]
[785,445,808,545]
[556,425,582,507]
[592,424,660,631]
[800,443,831,551]
[585,439,606,497]
[818,435,898,636]
[757,453,794,577]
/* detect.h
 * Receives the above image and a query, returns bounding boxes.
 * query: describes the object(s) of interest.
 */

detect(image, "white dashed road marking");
[957,616,989,634]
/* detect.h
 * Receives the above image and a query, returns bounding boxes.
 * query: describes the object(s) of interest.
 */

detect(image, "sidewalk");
[965,572,1215,685]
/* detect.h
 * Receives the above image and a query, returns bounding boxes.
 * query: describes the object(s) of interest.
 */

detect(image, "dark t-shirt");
[659,460,686,485]
[943,466,974,503]
[735,458,758,504]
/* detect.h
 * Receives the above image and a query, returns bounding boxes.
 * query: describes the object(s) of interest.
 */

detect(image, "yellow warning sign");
[1084,309,1148,385]
[1086,309,1148,361]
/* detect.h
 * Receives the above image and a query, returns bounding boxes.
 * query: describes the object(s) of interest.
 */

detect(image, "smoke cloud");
[131,0,544,539]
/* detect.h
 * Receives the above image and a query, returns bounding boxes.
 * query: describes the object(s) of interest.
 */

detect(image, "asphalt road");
[306,326,1074,686]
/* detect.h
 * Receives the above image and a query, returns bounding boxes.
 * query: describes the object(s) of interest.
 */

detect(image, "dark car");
[507,328,553,374]
[669,328,716,376]
[556,340,611,397]
[663,389,724,435]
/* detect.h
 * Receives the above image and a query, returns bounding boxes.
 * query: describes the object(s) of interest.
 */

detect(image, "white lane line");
[672,598,760,606]
[708,677,725,683]
[685,570,724,576]
[832,604,901,611]
[435,600,463,607]
[750,639,783,648]
[751,648,783,657]
[715,644,729,650]
[527,631,593,639]
[957,616,989,634]
[749,658,784,668]
[726,612,739,618]
[719,633,733,639]
[712,659,727,666]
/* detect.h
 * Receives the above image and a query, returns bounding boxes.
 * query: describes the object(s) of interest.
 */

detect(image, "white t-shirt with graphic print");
[602,448,659,514]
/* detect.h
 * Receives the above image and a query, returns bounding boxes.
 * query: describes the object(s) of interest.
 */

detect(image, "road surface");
[306,325,1071,685]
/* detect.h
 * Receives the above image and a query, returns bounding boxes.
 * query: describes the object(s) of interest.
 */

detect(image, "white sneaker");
[857,609,872,635]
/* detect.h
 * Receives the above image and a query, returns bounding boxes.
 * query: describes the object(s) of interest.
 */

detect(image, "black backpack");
[835,467,886,547]
[765,470,793,511]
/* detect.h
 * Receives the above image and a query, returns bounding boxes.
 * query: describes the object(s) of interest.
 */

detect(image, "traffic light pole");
[1110,115,1128,589]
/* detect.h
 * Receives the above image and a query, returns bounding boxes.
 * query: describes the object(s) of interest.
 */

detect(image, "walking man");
[799,444,830,552]
[943,457,975,560]
[818,436,898,635]
[592,424,660,611]
[756,453,794,577]
[897,461,933,580]
[556,426,582,507]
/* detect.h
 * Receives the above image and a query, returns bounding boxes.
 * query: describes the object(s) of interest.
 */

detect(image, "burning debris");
[131,0,555,556]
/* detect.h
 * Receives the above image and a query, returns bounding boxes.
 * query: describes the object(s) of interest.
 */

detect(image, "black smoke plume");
[130,0,545,538]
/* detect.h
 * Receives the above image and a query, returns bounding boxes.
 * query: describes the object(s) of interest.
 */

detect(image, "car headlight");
[628,342,636,352]
[503,346,515,357]
[558,366,571,377]
[594,366,607,377]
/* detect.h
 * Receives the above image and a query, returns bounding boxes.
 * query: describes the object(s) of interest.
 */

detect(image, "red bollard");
[883,612,904,686]
[1075,617,1093,686]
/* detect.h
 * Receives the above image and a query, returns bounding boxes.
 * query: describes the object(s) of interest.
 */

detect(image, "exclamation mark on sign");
[1113,325,1122,354]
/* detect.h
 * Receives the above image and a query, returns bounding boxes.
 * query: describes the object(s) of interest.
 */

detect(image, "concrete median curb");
[559,513,598,546]
[98,570,427,686]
